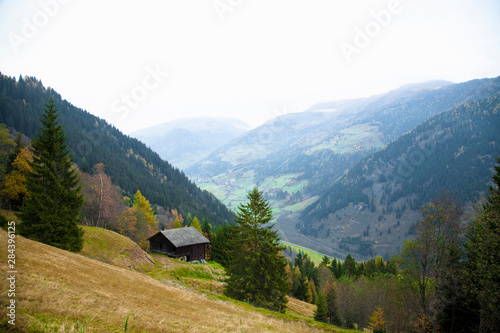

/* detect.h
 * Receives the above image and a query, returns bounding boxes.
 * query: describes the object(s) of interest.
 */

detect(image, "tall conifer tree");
[314,292,328,323]
[20,99,84,251]
[465,157,500,332]
[224,187,289,311]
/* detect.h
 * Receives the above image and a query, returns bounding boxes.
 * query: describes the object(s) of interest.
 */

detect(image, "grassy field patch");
[283,196,320,212]
[281,241,328,265]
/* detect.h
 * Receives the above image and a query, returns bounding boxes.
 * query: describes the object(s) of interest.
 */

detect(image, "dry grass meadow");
[0,226,350,332]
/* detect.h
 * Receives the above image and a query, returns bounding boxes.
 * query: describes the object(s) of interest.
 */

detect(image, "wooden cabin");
[148,227,209,262]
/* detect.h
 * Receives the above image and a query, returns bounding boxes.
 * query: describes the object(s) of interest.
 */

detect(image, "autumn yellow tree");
[304,277,313,303]
[2,146,32,209]
[292,265,301,296]
[285,264,293,290]
[169,208,184,228]
[191,216,202,233]
[173,217,181,229]
[0,124,15,188]
[133,190,158,249]
[116,207,138,240]
[369,307,387,333]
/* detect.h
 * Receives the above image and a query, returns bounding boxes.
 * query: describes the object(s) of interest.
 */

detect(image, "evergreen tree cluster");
[290,252,398,303]
[209,222,234,268]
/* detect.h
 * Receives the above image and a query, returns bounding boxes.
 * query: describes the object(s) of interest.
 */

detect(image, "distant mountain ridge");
[181,76,500,259]
[131,117,250,170]
[187,77,500,211]
[394,80,453,91]
[298,93,500,259]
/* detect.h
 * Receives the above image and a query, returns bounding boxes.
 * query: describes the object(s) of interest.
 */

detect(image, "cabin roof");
[149,227,209,247]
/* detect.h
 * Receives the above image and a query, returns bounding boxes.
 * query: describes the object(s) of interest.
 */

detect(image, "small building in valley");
[148,227,209,262]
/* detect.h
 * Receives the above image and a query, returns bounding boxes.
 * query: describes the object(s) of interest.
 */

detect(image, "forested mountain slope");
[188,76,500,214]
[0,73,233,226]
[298,93,500,259]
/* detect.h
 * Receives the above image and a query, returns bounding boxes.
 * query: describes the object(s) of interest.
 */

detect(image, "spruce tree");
[224,187,289,312]
[465,157,500,332]
[20,99,84,252]
[211,223,233,267]
[324,281,342,325]
[314,292,328,323]
[201,218,212,237]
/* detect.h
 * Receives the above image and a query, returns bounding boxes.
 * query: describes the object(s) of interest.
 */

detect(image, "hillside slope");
[0,228,341,332]
[298,93,500,259]
[79,226,156,271]
[0,73,234,227]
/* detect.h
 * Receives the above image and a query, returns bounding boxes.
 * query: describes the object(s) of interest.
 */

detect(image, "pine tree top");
[236,187,273,227]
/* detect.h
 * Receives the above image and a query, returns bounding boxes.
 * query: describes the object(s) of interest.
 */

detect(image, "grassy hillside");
[79,226,156,272]
[0,227,352,332]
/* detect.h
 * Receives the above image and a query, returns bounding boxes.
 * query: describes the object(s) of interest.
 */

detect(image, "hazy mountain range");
[3,71,499,260]
[136,76,500,259]
[131,117,250,170]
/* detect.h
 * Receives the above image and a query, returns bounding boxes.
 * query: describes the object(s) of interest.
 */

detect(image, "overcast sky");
[1,0,499,133]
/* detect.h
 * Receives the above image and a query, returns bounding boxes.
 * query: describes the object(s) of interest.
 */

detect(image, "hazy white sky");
[1,0,499,133]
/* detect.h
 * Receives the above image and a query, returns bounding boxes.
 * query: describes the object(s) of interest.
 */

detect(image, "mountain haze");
[187,77,500,211]
[131,117,250,170]
[4,72,499,261]
[184,76,500,259]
